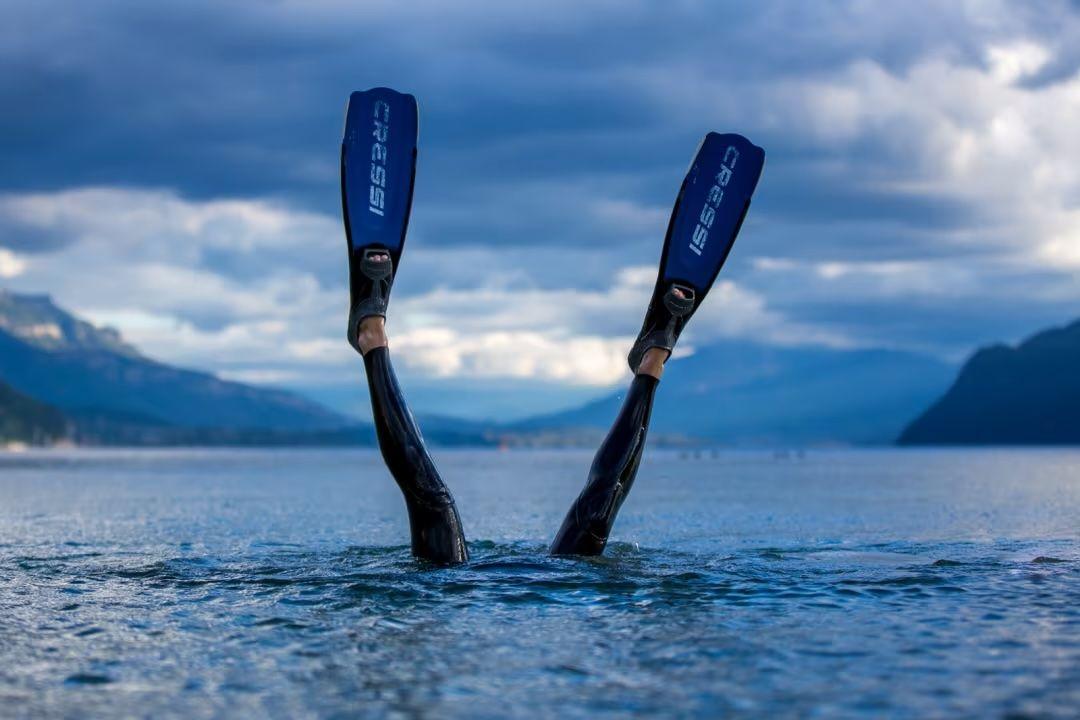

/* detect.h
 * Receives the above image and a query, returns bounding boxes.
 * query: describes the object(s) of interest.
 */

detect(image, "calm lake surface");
[1,448,1077,718]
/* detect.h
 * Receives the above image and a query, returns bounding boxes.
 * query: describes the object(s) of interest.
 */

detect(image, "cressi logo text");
[689,145,739,256]
[368,100,390,216]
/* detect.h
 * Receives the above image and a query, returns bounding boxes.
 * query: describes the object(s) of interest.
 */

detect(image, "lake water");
[1,448,1077,718]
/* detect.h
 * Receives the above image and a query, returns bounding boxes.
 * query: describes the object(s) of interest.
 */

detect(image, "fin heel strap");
[347,249,395,354]
[626,284,696,372]
[663,286,695,316]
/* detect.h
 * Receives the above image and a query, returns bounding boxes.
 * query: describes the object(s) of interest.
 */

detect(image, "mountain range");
[899,319,1080,445]
[0,293,344,430]
[513,342,955,446]
[0,290,489,447]
[0,379,67,445]
[9,289,1074,448]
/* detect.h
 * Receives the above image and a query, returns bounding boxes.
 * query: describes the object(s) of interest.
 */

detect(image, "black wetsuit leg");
[363,346,469,564]
[550,374,658,556]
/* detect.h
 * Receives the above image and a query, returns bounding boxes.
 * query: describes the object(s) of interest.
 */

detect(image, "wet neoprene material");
[363,346,469,564]
[549,374,659,556]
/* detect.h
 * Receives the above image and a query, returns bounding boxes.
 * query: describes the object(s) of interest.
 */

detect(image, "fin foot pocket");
[627,283,695,373]
[347,248,395,354]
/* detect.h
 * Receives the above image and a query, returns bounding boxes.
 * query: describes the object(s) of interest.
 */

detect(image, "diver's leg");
[549,347,667,556]
[358,315,468,564]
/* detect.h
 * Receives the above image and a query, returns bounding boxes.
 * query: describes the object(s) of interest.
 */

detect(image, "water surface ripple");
[1,448,1078,718]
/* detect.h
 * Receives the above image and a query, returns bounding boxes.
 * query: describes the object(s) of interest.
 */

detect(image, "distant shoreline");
[4,441,1079,454]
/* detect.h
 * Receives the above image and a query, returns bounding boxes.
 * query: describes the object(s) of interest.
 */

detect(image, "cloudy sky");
[2,0,1079,419]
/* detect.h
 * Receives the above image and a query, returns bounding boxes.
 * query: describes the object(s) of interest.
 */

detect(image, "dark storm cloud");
[775,293,1080,360]
[0,216,73,253]
[2,0,1058,226]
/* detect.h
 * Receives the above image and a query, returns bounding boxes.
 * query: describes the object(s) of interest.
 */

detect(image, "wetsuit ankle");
[363,346,469,563]
[550,373,659,556]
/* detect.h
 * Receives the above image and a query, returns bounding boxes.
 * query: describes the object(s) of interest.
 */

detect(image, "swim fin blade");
[341,88,419,348]
[628,132,765,371]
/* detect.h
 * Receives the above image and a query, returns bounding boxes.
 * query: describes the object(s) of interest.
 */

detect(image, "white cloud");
[0,248,25,278]
[0,185,842,389]
[388,267,853,385]
[986,41,1051,84]
[392,328,630,386]
[0,188,346,384]
[752,256,985,298]
[0,187,331,257]
[588,199,669,234]
[774,45,1080,269]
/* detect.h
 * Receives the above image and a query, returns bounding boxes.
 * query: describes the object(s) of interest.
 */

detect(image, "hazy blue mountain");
[515,342,955,445]
[0,290,502,446]
[0,289,961,448]
[0,290,139,356]
[0,380,67,445]
[899,319,1080,445]
[0,290,346,432]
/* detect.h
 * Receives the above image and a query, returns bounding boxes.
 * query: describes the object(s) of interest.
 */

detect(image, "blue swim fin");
[627,132,765,371]
[341,87,419,352]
